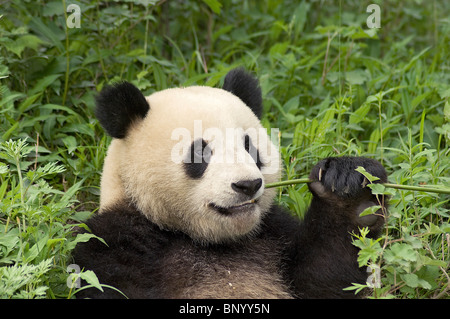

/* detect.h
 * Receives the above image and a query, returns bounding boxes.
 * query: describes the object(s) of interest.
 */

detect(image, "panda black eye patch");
[244,135,262,170]
[183,139,211,179]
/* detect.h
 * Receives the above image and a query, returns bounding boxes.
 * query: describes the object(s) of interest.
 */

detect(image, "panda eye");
[183,139,211,179]
[244,135,262,169]
[192,139,211,161]
[244,135,251,152]
[194,145,204,158]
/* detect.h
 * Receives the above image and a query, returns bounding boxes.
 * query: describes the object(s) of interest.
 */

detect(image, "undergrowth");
[0,0,449,298]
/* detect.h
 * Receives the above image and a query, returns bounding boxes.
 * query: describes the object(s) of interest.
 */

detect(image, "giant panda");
[73,68,387,299]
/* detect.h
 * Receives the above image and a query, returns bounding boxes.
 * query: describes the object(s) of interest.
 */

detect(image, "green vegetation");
[0,0,449,298]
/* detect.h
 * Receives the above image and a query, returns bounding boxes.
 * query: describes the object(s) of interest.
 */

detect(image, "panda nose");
[231,178,263,197]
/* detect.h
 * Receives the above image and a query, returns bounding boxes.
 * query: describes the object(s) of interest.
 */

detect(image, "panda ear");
[222,68,263,119]
[95,81,150,139]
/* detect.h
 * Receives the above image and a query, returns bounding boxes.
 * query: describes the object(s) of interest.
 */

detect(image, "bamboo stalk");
[265,179,450,195]
[382,183,450,195]
[265,178,312,189]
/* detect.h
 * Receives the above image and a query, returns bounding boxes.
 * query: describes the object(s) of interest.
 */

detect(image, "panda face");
[97,70,280,243]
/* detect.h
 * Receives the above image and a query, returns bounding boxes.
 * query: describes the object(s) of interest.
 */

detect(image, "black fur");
[183,138,211,179]
[244,134,262,169]
[95,82,150,139]
[73,156,388,299]
[222,68,263,118]
[308,156,387,198]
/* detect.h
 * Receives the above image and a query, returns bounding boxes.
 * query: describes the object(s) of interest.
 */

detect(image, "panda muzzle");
[208,199,257,215]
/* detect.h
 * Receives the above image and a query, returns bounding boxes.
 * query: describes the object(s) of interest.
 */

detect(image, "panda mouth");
[209,199,258,216]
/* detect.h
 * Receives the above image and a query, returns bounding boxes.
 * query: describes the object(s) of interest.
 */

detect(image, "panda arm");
[280,156,387,298]
[73,205,168,299]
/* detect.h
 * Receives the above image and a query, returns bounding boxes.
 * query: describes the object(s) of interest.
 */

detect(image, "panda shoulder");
[82,204,170,250]
[262,205,302,240]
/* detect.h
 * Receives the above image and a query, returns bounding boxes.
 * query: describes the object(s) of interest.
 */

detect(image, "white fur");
[99,86,281,243]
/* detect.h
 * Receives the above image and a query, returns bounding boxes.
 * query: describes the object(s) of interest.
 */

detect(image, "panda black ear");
[95,81,150,139]
[222,68,263,119]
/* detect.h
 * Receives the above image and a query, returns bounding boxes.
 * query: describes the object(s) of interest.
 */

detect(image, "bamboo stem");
[265,178,311,189]
[265,179,450,195]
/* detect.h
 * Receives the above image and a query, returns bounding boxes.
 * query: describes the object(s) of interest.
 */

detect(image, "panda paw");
[308,156,387,200]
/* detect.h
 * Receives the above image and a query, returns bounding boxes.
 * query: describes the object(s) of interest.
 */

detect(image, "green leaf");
[350,27,378,40]
[269,42,289,60]
[401,273,432,289]
[202,0,222,14]
[424,223,443,235]
[28,74,62,96]
[367,183,395,196]
[16,34,44,52]
[0,229,20,261]
[315,106,335,144]
[62,135,78,155]
[414,265,441,290]
[345,69,370,85]
[359,205,382,217]
[2,35,43,57]
[384,243,417,267]
[357,245,382,267]
[28,16,64,52]
[24,235,49,263]
[66,233,107,251]
[349,102,371,125]
[342,283,368,294]
[292,1,310,34]
[59,180,84,206]
[42,1,64,17]
[417,255,447,268]
[440,223,450,233]
[46,238,66,249]
[402,46,431,72]
[0,162,8,175]
[40,103,80,116]
[355,166,380,183]
[80,270,103,292]
[411,91,432,111]
[17,93,42,114]
[444,100,450,122]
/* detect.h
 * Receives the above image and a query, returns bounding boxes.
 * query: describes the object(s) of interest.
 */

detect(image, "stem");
[265,179,450,195]
[4,216,10,233]
[265,178,311,189]
[62,0,70,105]
[382,183,450,195]
[143,5,150,71]
[15,154,24,206]
[377,95,384,165]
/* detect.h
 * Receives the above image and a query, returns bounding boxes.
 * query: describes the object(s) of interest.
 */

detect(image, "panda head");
[96,68,281,244]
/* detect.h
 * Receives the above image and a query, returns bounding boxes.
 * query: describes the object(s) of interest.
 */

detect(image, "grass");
[0,0,449,299]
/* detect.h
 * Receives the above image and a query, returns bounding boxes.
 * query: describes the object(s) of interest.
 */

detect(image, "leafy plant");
[347,167,450,298]
[0,0,449,299]
[0,139,101,298]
